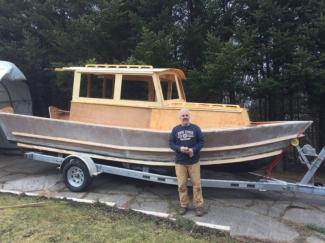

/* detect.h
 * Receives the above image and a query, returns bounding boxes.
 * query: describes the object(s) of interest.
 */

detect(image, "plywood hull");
[0,113,312,169]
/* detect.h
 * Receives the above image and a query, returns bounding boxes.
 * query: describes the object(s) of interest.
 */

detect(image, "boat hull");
[0,113,312,168]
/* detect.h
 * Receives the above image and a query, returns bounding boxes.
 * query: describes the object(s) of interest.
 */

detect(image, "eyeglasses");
[181,114,189,117]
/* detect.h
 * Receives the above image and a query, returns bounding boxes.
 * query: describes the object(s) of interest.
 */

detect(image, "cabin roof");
[55,64,186,80]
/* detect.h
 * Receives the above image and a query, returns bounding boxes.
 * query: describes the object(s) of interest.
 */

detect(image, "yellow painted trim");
[113,74,122,100]
[201,150,282,165]
[18,143,168,165]
[157,70,186,81]
[85,64,153,69]
[70,98,243,112]
[72,98,161,107]
[56,67,186,80]
[14,132,171,152]
[203,135,295,152]
[174,74,183,100]
[72,72,81,100]
[177,76,186,100]
[153,73,163,105]
[13,131,294,153]
[157,105,242,113]
[17,142,282,166]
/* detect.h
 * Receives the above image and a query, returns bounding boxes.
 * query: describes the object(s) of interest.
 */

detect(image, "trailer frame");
[23,142,325,196]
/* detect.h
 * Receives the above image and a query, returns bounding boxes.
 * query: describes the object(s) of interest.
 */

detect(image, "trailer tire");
[63,158,92,192]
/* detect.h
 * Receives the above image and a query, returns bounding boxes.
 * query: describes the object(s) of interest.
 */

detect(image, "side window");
[80,74,115,99]
[120,75,156,102]
[160,74,179,100]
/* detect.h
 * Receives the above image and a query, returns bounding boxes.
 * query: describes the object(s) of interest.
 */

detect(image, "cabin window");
[120,75,156,102]
[159,74,179,100]
[79,74,115,99]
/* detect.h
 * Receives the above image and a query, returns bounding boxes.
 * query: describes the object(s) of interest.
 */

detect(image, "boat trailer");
[24,142,325,196]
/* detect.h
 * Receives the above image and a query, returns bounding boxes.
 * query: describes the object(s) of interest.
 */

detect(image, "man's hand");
[180,147,194,157]
[180,146,189,153]
[187,148,194,157]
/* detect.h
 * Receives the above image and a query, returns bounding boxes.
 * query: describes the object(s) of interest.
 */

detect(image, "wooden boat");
[0,64,312,171]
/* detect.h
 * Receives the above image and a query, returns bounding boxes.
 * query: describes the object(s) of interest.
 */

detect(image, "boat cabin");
[52,64,250,130]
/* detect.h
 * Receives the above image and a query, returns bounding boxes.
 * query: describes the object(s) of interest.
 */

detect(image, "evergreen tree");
[0,0,324,148]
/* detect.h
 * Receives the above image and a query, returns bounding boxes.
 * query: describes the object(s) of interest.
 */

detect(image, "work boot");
[179,207,188,215]
[195,207,204,217]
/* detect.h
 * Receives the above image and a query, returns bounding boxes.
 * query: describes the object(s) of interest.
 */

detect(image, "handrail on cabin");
[165,101,240,109]
[85,64,154,69]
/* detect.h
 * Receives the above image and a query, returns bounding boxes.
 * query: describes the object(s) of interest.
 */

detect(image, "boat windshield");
[159,74,185,101]
[120,75,156,102]
[80,74,115,99]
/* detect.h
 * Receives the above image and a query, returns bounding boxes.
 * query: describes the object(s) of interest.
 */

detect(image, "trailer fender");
[60,154,99,177]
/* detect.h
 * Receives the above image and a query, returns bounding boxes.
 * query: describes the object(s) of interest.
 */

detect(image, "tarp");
[0,61,32,152]
[0,61,32,115]
[0,61,26,82]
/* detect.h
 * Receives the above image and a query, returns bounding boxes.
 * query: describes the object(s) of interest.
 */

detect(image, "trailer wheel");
[63,158,92,192]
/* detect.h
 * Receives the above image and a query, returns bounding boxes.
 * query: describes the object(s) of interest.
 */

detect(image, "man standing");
[169,108,204,216]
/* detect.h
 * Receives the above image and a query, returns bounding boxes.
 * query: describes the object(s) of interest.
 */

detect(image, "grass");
[306,224,325,235]
[0,193,235,243]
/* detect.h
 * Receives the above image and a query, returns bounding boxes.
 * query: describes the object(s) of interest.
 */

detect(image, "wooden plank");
[14,131,169,152]
[69,102,152,128]
[149,108,250,129]
[48,106,70,120]
[72,72,81,101]
[147,79,155,101]
[174,74,184,100]
[13,131,294,152]
[152,73,164,105]
[114,73,122,101]
[18,143,170,166]
[0,106,14,113]
[18,143,282,166]
[85,64,154,69]
[72,97,160,107]
[56,67,186,81]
